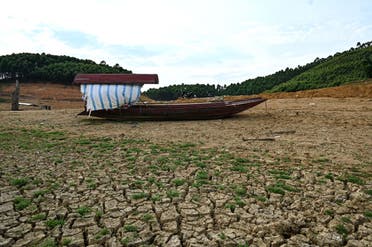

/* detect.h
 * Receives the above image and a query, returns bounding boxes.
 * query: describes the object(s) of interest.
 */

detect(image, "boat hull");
[78,98,266,120]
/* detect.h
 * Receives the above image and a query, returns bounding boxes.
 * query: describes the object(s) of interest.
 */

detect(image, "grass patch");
[87,182,97,189]
[62,238,72,246]
[364,210,372,218]
[124,224,138,232]
[254,195,268,202]
[154,180,164,188]
[177,142,197,149]
[14,197,31,210]
[234,196,246,207]
[142,213,154,222]
[74,138,92,145]
[30,213,47,221]
[276,181,298,192]
[76,206,91,216]
[267,181,299,195]
[341,174,365,185]
[193,170,209,187]
[10,177,29,188]
[61,238,72,246]
[267,186,285,195]
[131,192,148,200]
[269,169,291,179]
[195,161,207,168]
[237,242,250,247]
[49,182,60,190]
[318,178,327,184]
[218,232,226,240]
[95,210,103,219]
[341,217,352,223]
[33,189,49,198]
[230,158,260,172]
[195,170,209,180]
[172,178,186,187]
[325,173,334,181]
[39,238,57,247]
[313,158,331,163]
[46,219,65,228]
[191,195,200,202]
[32,178,43,185]
[121,237,134,246]
[217,184,225,190]
[95,228,110,240]
[0,128,67,152]
[121,138,146,145]
[335,224,348,235]
[156,156,169,165]
[225,203,236,213]
[235,157,250,163]
[147,177,156,184]
[151,194,161,202]
[324,209,334,216]
[234,186,247,197]
[166,189,180,198]
[230,164,248,173]
[275,174,291,180]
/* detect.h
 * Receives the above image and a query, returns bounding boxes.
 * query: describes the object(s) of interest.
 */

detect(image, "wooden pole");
[265,100,268,113]
[11,79,20,111]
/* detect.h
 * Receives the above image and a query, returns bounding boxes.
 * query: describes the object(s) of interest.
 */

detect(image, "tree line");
[0,53,131,83]
[145,84,220,101]
[144,60,328,101]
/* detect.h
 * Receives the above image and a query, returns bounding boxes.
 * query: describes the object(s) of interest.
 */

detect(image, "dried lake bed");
[0,97,371,246]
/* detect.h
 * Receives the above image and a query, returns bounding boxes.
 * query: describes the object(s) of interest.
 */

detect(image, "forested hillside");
[221,58,326,96]
[146,41,372,100]
[0,53,131,83]
[270,44,372,92]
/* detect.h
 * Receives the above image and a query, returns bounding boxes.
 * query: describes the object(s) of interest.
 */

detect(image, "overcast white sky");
[1,0,371,88]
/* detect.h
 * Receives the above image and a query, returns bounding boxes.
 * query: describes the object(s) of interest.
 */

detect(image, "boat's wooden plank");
[73,74,159,84]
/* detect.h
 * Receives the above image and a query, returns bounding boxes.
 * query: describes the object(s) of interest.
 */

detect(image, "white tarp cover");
[80,84,141,111]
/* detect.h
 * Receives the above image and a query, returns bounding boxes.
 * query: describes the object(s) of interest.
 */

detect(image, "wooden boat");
[77,97,266,120]
[73,73,266,120]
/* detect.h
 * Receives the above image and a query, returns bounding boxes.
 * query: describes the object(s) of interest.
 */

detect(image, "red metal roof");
[73,74,159,84]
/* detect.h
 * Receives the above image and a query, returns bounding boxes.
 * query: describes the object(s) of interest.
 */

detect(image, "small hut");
[73,74,158,111]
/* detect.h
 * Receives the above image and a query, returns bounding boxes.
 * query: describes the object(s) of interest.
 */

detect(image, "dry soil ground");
[0,83,371,246]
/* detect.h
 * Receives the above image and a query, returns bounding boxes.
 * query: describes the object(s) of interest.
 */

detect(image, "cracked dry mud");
[0,98,371,247]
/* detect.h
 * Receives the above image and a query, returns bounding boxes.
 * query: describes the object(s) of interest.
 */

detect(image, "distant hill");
[269,43,372,92]
[1,42,371,100]
[222,57,325,96]
[145,41,372,100]
[0,53,131,84]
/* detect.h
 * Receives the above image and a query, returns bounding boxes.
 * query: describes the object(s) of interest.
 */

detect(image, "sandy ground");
[1,97,371,164]
[0,96,371,246]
